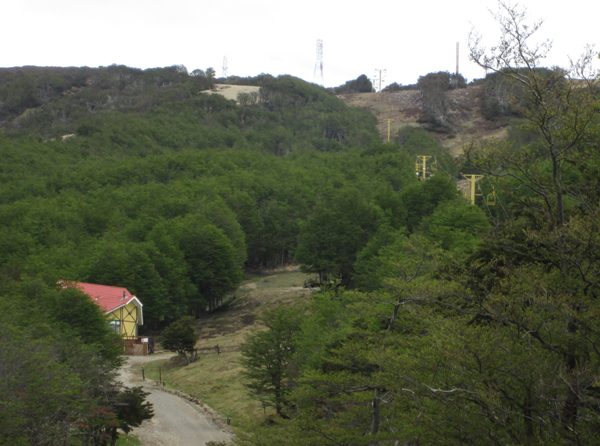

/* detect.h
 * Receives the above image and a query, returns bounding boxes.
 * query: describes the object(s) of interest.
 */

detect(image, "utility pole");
[386,117,395,142]
[456,42,459,76]
[373,69,387,93]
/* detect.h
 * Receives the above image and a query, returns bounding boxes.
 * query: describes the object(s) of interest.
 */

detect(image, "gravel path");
[119,354,232,446]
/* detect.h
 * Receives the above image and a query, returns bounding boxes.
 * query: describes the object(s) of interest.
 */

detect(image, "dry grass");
[338,85,510,156]
[202,84,261,102]
[146,269,317,426]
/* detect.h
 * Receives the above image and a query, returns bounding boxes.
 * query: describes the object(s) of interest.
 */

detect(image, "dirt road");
[119,355,232,446]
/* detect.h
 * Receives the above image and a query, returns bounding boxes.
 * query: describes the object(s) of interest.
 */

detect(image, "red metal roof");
[62,281,138,314]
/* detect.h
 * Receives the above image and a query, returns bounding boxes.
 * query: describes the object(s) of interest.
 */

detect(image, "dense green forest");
[0,59,499,443]
[3,3,600,444]
[0,58,482,445]
[0,61,479,330]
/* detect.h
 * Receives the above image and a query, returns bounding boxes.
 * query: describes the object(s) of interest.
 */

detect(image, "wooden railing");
[194,344,242,355]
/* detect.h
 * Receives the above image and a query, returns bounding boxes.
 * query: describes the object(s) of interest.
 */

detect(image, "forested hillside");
[0,62,490,444]
[3,2,600,444]
[0,62,484,332]
[230,5,600,445]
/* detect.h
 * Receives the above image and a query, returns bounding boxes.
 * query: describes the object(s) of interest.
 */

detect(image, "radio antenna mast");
[222,56,228,78]
[456,43,459,75]
[313,39,324,86]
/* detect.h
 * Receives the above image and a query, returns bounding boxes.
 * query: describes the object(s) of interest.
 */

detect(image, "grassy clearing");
[115,434,140,446]
[196,270,315,341]
[145,269,316,427]
[144,352,267,427]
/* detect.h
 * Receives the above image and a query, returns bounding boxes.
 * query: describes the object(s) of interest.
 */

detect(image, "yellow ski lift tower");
[462,174,485,204]
[415,156,437,181]
[386,118,395,142]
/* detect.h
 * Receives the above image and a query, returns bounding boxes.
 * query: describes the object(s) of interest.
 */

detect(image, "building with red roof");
[62,282,143,337]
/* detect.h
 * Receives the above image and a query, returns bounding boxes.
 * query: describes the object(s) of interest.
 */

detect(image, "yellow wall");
[107,301,139,337]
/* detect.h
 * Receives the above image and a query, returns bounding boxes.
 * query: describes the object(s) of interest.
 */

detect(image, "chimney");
[122,290,126,300]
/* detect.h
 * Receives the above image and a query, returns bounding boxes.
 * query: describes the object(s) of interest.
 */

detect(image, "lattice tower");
[222,56,228,78]
[313,39,324,86]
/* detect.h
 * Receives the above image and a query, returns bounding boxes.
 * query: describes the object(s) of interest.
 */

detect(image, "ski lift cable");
[478,182,499,226]
[436,160,460,181]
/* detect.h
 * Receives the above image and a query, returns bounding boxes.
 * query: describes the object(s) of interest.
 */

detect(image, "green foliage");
[0,318,83,446]
[400,174,461,232]
[333,74,374,94]
[0,284,153,446]
[382,81,416,92]
[234,5,600,446]
[353,225,408,291]
[169,217,243,313]
[479,67,557,120]
[420,198,489,252]
[0,70,383,326]
[161,316,199,364]
[295,188,386,286]
[112,387,154,434]
[49,286,124,366]
[240,305,304,417]
[417,71,466,128]
[396,125,457,176]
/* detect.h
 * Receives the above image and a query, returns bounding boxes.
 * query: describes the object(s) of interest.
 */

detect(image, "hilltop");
[0,65,513,159]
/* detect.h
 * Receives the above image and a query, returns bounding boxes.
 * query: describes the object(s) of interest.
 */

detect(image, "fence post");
[159,366,162,383]
[142,367,145,381]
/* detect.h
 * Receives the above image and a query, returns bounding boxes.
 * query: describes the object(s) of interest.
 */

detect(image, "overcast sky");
[4,0,598,88]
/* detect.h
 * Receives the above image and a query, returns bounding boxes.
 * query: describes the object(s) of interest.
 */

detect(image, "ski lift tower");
[462,174,485,205]
[415,156,437,181]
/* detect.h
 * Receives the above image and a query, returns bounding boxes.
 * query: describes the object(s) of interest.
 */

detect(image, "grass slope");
[338,85,510,156]
[145,269,316,427]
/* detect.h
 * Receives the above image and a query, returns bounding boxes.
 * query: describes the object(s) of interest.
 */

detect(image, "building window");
[108,320,121,334]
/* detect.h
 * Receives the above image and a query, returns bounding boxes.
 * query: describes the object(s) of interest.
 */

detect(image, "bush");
[416,71,466,128]
[333,75,373,94]
[161,316,198,364]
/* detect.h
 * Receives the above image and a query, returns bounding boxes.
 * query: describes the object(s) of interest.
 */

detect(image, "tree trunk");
[371,388,381,435]
[109,427,118,446]
[524,389,533,438]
